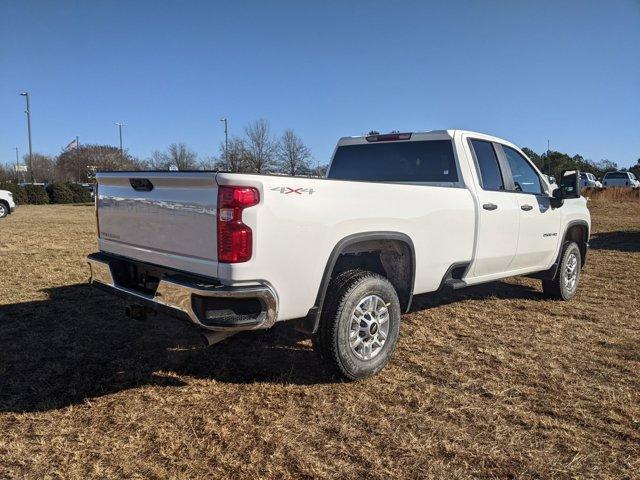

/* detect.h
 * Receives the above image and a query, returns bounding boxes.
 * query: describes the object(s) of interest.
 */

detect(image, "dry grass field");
[1,195,639,479]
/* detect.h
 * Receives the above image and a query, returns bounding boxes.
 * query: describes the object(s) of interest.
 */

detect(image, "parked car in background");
[87,130,591,380]
[602,171,640,189]
[80,183,95,199]
[580,172,602,189]
[0,189,16,218]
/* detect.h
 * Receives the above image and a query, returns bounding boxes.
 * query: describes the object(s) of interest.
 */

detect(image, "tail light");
[217,186,259,263]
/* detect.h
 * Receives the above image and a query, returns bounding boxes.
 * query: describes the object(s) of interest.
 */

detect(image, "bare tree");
[315,164,329,178]
[147,150,169,170]
[167,143,198,170]
[215,136,248,172]
[244,119,277,173]
[198,154,218,170]
[57,145,140,181]
[0,163,14,183]
[277,129,312,176]
[27,153,56,182]
[147,143,198,170]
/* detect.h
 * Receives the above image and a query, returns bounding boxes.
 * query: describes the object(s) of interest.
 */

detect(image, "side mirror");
[559,169,581,199]
[549,170,581,208]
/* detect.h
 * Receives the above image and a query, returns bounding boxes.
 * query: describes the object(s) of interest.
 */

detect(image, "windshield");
[328,140,458,183]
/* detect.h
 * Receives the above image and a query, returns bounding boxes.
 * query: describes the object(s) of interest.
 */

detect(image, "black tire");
[0,202,8,218]
[542,241,582,300]
[313,270,401,381]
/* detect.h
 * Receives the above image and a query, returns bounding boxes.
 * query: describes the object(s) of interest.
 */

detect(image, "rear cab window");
[328,140,459,184]
[469,139,504,191]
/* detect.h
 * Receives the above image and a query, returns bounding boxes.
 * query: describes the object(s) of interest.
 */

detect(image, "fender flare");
[298,231,416,334]
[533,219,590,280]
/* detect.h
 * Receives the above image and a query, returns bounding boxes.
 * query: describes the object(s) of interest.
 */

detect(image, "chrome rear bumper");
[87,253,278,332]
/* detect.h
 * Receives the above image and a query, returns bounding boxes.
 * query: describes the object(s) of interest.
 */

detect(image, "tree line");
[0,119,320,184]
[521,147,640,182]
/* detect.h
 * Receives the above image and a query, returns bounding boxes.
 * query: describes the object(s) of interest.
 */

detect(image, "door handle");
[482,203,498,211]
[521,204,533,211]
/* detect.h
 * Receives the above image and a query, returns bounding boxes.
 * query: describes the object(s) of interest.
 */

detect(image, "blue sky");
[1,1,639,168]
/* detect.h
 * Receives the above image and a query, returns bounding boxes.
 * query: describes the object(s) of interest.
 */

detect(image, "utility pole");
[220,118,228,166]
[15,147,20,183]
[547,139,551,176]
[115,122,125,160]
[20,92,34,183]
[75,136,81,182]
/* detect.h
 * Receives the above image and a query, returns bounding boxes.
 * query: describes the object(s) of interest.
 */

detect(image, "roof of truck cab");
[336,129,521,151]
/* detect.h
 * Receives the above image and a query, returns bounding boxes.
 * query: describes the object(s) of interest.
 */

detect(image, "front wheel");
[542,241,582,300]
[313,270,401,380]
[0,202,8,218]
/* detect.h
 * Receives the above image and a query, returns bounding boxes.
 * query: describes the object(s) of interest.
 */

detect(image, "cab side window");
[470,139,504,191]
[503,146,544,194]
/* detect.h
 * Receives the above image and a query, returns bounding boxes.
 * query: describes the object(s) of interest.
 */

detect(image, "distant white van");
[602,171,640,189]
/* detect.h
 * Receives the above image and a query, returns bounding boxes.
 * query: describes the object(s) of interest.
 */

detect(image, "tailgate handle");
[130,178,154,192]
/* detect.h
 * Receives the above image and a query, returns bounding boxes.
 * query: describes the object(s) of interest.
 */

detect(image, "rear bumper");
[87,253,278,332]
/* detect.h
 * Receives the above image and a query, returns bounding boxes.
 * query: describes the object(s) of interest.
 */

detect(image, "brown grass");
[1,201,639,479]
[583,187,640,203]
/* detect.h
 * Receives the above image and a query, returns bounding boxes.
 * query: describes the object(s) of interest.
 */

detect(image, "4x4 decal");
[271,187,314,195]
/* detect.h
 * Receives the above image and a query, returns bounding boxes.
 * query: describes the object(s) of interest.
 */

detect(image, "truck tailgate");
[96,172,219,275]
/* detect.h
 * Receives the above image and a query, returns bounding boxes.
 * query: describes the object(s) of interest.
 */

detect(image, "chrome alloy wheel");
[564,252,579,291]
[349,294,390,361]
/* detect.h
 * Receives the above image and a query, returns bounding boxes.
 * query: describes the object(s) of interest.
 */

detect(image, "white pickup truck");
[0,189,16,218]
[88,130,590,380]
[602,171,640,189]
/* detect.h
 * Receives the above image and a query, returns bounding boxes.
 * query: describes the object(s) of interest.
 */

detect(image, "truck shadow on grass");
[0,284,331,413]
[1,279,544,413]
[588,230,640,253]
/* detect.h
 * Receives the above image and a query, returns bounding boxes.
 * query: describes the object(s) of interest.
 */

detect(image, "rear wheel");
[0,202,8,218]
[542,241,582,300]
[313,270,401,380]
